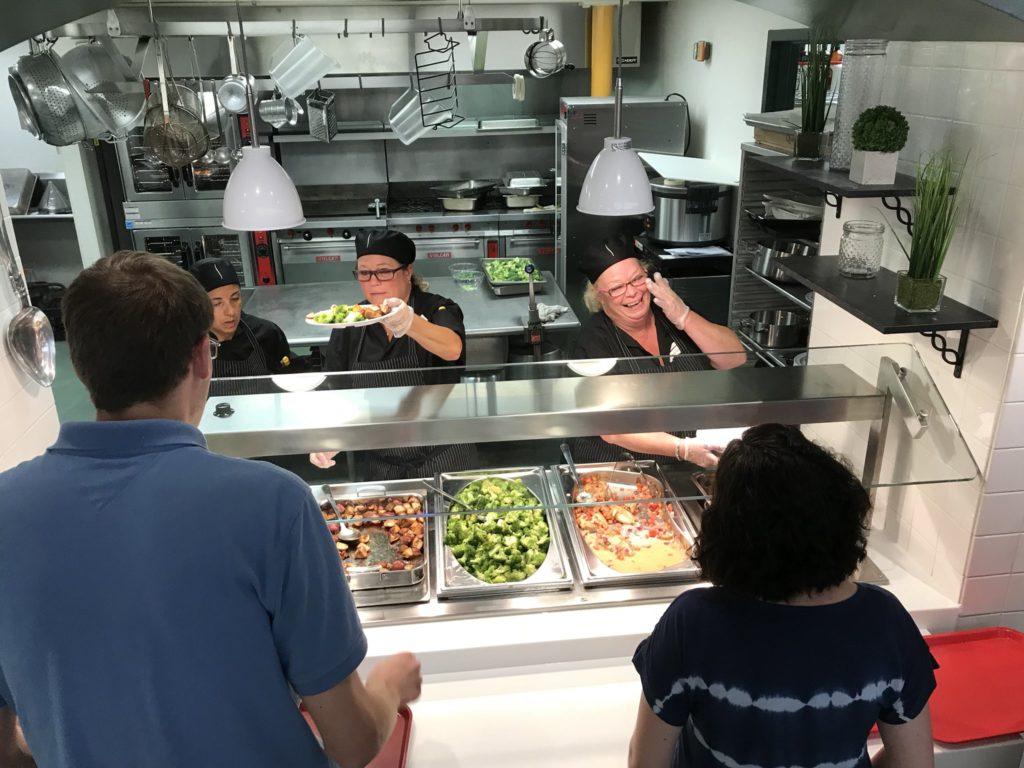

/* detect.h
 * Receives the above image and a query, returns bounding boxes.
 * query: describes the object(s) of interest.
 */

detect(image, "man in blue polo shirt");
[0,251,421,768]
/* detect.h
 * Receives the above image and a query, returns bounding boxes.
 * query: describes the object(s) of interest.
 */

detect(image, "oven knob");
[416,225,423,233]
[326,228,335,237]
[302,231,313,241]
[341,229,352,239]
[287,230,295,238]
[465,223,472,231]
[452,223,459,231]
[428,224,435,232]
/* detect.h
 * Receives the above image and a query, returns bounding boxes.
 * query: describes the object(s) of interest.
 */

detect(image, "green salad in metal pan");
[444,477,550,584]
[483,258,546,283]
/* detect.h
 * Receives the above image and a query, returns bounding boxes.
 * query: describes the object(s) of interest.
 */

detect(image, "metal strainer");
[7,48,86,146]
[524,29,566,79]
[143,45,208,167]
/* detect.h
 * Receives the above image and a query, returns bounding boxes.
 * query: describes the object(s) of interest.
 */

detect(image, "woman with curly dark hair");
[629,424,937,768]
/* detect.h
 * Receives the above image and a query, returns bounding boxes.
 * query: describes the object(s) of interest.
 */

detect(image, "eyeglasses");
[353,266,407,282]
[209,337,221,360]
[598,272,648,299]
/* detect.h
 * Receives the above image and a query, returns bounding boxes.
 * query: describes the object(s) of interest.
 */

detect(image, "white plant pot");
[849,150,899,185]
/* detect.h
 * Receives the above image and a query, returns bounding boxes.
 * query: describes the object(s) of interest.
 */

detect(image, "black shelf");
[773,256,998,377]
[749,155,918,198]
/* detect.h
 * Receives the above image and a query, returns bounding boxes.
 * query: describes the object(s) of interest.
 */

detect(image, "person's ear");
[192,335,212,380]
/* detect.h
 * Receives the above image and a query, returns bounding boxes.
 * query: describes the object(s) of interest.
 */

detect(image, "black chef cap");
[355,229,416,266]
[579,237,638,284]
[189,257,240,292]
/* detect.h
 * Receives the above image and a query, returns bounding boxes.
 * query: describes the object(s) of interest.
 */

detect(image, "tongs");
[560,442,593,503]
[321,484,360,542]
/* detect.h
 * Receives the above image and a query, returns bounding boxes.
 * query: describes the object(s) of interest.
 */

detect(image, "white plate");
[271,373,327,393]
[567,358,618,377]
[304,307,391,329]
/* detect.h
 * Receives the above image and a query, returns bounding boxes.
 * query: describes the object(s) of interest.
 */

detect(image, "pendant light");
[222,0,305,231]
[576,0,654,217]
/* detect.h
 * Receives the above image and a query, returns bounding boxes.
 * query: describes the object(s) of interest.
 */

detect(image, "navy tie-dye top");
[633,584,938,768]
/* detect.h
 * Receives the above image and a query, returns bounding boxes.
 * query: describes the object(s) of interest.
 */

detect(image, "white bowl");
[566,358,618,377]
[271,373,327,392]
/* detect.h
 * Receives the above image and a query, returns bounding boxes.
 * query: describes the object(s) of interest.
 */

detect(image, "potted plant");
[891,150,965,313]
[849,105,909,185]
[795,31,840,161]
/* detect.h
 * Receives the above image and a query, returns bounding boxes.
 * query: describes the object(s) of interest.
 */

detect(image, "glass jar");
[838,220,885,278]
[829,39,888,171]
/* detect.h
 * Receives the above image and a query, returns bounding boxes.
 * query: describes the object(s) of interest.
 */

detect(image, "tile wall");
[807,41,1024,612]
[0,198,59,472]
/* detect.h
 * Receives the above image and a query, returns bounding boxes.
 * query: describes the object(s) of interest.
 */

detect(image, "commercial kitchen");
[3,0,1024,765]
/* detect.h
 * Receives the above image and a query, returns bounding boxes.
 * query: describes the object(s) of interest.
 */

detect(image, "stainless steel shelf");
[11,213,74,220]
[274,125,556,144]
[743,267,813,312]
[736,328,789,368]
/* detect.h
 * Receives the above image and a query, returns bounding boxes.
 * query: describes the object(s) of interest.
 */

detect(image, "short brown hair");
[63,250,213,412]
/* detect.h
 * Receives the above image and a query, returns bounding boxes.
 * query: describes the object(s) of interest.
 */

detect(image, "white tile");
[994,42,1024,71]
[1008,355,1024,401]
[961,42,997,70]
[996,402,1024,448]
[974,288,1018,352]
[955,68,992,122]
[901,67,932,120]
[974,125,1015,185]
[1015,534,1024,572]
[961,574,1011,614]
[909,42,939,68]
[967,533,1022,576]
[965,335,1013,401]
[977,492,1024,535]
[997,610,1024,631]
[1005,573,1024,611]
[954,231,996,286]
[956,613,1001,629]
[987,447,1024,493]
[933,509,974,574]
[886,41,908,67]
[986,70,1024,128]
[926,70,961,119]
[935,42,964,70]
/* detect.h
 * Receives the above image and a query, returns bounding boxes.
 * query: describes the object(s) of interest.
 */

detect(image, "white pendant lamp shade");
[576,136,654,217]
[222,146,306,231]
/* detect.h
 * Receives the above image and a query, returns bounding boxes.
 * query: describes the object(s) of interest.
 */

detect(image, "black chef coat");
[323,287,466,387]
[214,312,298,376]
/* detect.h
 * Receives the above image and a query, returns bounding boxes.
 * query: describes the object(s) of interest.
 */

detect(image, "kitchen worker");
[0,251,422,768]
[190,256,305,394]
[570,237,747,468]
[310,228,477,479]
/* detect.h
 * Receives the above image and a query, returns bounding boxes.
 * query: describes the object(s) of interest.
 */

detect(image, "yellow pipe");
[590,5,614,98]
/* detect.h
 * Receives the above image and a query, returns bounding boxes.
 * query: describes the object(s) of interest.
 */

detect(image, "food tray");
[433,466,572,599]
[924,627,1024,744]
[481,257,548,297]
[311,480,430,596]
[548,461,700,588]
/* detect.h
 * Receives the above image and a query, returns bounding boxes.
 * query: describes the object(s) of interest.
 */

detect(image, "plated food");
[305,302,391,328]
[483,257,546,283]
[573,475,690,574]
[322,495,425,573]
[444,477,550,584]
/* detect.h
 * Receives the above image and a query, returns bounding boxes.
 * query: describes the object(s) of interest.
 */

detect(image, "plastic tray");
[924,627,1024,744]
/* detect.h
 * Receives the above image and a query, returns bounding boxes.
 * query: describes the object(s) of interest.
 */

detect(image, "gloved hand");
[677,438,723,469]
[646,272,691,331]
[381,297,415,337]
[309,451,339,469]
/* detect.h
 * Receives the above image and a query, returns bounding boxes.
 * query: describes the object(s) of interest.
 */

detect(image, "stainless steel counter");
[241,272,580,346]
[201,364,884,458]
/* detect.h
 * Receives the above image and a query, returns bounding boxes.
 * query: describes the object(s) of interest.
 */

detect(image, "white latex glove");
[309,451,339,469]
[678,438,722,469]
[646,272,691,330]
[381,297,415,337]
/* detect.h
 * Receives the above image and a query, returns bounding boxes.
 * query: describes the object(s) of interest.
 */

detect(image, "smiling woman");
[570,238,747,468]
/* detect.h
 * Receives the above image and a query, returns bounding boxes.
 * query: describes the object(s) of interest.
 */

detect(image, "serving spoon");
[560,442,593,503]
[0,219,55,387]
[321,484,361,543]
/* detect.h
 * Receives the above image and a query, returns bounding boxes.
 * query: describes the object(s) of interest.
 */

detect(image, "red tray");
[300,704,413,768]
[924,627,1024,744]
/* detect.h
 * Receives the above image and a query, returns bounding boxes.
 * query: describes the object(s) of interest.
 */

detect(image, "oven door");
[279,238,358,284]
[502,235,558,277]
[184,143,233,200]
[195,229,255,288]
[411,237,487,278]
[117,129,185,202]
[131,229,192,270]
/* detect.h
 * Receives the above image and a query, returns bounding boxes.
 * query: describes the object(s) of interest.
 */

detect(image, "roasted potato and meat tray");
[321,496,425,573]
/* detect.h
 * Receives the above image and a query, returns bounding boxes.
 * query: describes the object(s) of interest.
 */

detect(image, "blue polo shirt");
[0,420,366,768]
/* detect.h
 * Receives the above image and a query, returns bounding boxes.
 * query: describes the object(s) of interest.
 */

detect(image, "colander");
[7,49,86,146]
[524,29,566,79]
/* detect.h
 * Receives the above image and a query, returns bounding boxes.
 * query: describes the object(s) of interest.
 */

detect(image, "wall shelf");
[772,255,998,377]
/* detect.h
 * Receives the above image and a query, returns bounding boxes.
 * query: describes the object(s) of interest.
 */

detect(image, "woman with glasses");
[570,238,746,468]
[190,257,304,395]
[311,229,476,479]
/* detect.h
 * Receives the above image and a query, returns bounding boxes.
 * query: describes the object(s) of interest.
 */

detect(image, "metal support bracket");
[881,196,914,236]
[825,192,842,218]
[920,329,970,378]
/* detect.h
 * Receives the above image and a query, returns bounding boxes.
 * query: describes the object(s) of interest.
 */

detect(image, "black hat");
[190,257,240,292]
[579,237,637,284]
[355,229,416,266]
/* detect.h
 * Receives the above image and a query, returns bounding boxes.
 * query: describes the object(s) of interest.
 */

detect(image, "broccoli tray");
[433,468,572,599]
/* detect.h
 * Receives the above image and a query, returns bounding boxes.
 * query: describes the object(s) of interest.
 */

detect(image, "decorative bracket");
[920,329,969,378]
[881,196,914,237]
[825,192,843,218]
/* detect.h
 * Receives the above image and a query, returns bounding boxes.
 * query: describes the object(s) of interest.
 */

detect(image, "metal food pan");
[547,461,700,588]
[433,466,572,600]
[311,479,430,592]
[481,258,548,296]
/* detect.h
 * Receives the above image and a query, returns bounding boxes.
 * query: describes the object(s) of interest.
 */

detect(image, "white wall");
[0,42,64,173]
[807,41,1024,609]
[628,0,801,173]
[0,189,60,471]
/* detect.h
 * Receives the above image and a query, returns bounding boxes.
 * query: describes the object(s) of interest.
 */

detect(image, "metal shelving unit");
[742,266,813,312]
